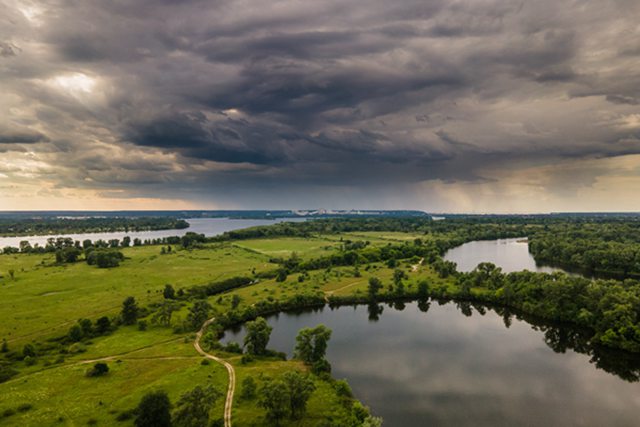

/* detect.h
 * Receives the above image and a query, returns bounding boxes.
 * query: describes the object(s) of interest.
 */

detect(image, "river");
[222,301,640,426]
[0,217,304,248]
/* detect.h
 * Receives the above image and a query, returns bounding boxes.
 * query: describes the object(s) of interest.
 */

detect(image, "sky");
[1,0,639,213]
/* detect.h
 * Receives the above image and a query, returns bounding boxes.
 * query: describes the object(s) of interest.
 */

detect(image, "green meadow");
[0,232,437,426]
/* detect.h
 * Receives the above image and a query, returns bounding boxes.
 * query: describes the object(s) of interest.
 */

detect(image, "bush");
[87,362,110,377]
[17,403,33,413]
[2,408,16,418]
[68,343,87,354]
[0,365,18,384]
[223,342,243,354]
[115,410,135,422]
[86,249,125,268]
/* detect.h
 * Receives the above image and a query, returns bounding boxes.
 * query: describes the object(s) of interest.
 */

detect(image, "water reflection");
[444,238,563,274]
[222,301,640,426]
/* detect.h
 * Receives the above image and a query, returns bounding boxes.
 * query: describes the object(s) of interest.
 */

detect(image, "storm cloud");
[1,0,639,211]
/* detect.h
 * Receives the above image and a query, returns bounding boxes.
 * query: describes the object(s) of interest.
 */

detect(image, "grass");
[0,243,275,345]
[232,236,340,259]
[0,229,439,426]
[0,354,226,426]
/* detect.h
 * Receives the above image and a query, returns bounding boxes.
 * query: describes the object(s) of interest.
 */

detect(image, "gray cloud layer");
[1,0,639,210]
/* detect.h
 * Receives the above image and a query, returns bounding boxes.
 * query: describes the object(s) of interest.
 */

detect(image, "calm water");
[0,217,304,248]
[444,238,564,273]
[222,302,640,426]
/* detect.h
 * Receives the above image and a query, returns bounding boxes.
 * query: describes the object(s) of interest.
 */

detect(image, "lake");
[222,302,640,426]
[444,238,564,273]
[0,217,304,248]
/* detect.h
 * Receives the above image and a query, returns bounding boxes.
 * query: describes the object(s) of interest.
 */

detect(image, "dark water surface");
[222,302,640,426]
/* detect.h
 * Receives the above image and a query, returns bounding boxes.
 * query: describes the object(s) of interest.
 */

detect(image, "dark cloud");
[1,0,640,209]
[0,128,49,144]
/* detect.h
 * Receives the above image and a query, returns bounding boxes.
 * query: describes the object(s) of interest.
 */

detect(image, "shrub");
[87,362,109,377]
[17,403,33,413]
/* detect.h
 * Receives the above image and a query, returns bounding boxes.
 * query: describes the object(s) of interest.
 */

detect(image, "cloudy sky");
[1,0,639,212]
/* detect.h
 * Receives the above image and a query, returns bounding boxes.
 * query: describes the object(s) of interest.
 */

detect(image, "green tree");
[121,296,139,325]
[95,316,112,335]
[68,324,84,342]
[172,385,222,427]
[79,318,93,336]
[258,379,290,425]
[282,371,316,419]
[417,280,429,298]
[163,284,176,300]
[275,269,288,282]
[135,391,171,427]
[187,300,211,331]
[244,317,272,355]
[294,325,332,373]
[22,343,36,358]
[368,277,383,300]
[240,376,257,400]
[1,339,8,353]
[86,362,109,377]
[153,301,179,327]
[231,294,242,309]
[393,269,407,295]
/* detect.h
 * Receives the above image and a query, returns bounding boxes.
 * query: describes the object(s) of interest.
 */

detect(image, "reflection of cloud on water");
[327,302,640,426]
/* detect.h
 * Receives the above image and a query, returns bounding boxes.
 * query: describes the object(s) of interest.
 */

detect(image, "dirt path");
[194,318,236,427]
[324,279,366,297]
[412,257,425,272]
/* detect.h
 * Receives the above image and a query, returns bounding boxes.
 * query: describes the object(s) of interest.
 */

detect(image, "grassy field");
[0,243,275,345]
[0,231,439,426]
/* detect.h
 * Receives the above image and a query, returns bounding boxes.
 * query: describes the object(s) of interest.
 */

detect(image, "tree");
[172,385,222,427]
[244,317,272,355]
[163,284,176,300]
[79,318,93,336]
[294,325,332,373]
[275,269,288,282]
[56,247,81,264]
[240,376,257,400]
[368,277,383,300]
[231,294,242,309]
[68,324,84,342]
[121,297,139,325]
[187,300,211,331]
[282,371,316,419]
[135,391,171,427]
[1,339,8,353]
[393,269,407,295]
[122,236,131,247]
[22,343,36,358]
[86,362,109,377]
[153,301,179,327]
[417,280,429,298]
[258,379,290,425]
[95,316,112,335]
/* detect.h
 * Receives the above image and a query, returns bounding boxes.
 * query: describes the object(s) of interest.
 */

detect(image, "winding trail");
[194,317,236,427]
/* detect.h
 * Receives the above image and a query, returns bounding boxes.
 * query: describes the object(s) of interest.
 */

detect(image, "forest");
[0,217,189,237]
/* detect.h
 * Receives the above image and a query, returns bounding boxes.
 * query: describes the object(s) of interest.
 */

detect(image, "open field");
[1,230,434,426]
[0,244,275,345]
